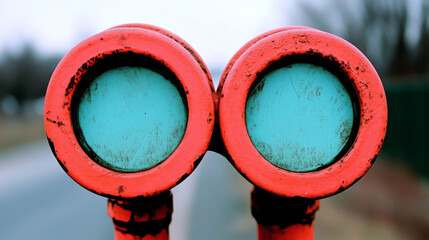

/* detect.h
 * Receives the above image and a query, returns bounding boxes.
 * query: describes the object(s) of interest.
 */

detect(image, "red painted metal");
[210,26,310,158]
[109,23,214,95]
[217,26,309,99]
[108,191,172,240]
[44,26,215,199]
[45,24,388,239]
[257,224,314,240]
[218,28,388,198]
[251,187,319,240]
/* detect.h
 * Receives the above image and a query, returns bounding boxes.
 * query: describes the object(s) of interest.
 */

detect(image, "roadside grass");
[0,115,45,151]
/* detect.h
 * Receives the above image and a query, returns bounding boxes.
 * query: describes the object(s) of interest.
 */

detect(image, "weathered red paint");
[45,24,388,240]
[108,191,172,240]
[109,23,214,93]
[218,27,388,199]
[44,26,215,199]
[251,187,319,240]
[257,224,314,240]
[217,26,309,99]
[210,26,310,160]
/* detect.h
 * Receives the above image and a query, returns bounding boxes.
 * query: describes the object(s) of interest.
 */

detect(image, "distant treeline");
[0,45,61,103]
[296,0,429,77]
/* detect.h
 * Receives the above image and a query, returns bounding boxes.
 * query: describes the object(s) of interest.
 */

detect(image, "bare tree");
[293,0,429,76]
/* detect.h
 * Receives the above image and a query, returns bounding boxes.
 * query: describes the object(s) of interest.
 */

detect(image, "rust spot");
[193,153,205,170]
[62,101,70,109]
[65,76,77,97]
[364,114,374,124]
[294,34,310,44]
[66,55,102,97]
[207,112,213,124]
[47,137,59,161]
[251,188,318,228]
[110,193,173,237]
[113,218,170,237]
[46,117,64,127]
[175,173,190,186]
[81,62,88,70]
[118,185,125,194]
[370,153,378,164]
[57,160,68,174]
[47,137,69,173]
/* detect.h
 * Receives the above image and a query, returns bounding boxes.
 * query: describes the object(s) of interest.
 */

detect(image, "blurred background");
[0,0,428,239]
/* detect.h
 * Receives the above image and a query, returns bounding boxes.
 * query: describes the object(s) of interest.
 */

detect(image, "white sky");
[0,0,291,68]
[1,0,424,71]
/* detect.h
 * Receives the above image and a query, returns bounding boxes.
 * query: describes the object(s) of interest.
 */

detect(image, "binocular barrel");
[44,24,215,200]
[218,27,387,199]
[44,24,387,240]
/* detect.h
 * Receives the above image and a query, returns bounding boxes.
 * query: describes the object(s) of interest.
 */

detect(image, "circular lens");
[246,63,354,172]
[75,66,187,172]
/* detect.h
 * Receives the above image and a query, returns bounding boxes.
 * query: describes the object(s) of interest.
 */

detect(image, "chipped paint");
[44,25,215,200]
[108,191,172,239]
[251,187,319,239]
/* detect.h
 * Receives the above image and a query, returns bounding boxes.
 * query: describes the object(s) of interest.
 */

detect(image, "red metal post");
[108,191,173,240]
[251,188,319,240]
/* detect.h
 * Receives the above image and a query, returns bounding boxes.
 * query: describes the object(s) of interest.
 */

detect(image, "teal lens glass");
[246,63,355,172]
[75,66,187,173]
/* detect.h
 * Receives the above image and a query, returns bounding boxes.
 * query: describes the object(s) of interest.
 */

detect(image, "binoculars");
[44,24,387,240]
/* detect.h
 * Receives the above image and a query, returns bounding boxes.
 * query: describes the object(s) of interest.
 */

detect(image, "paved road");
[0,140,113,240]
[0,140,256,240]
[1,136,415,239]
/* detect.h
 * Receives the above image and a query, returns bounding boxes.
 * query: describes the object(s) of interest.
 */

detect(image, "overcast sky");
[0,0,293,68]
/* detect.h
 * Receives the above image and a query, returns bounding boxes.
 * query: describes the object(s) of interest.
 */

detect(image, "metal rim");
[109,23,214,93]
[44,27,215,199]
[217,26,309,98]
[219,28,388,198]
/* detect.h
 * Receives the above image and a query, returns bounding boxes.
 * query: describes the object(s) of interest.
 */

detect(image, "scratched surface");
[246,63,354,172]
[76,66,187,172]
